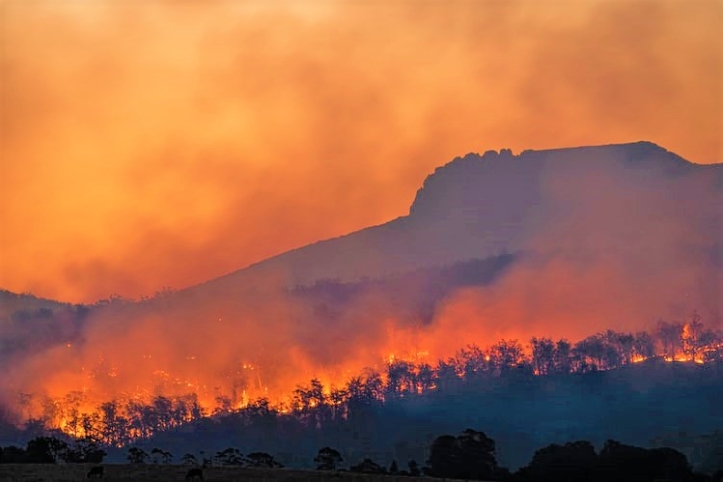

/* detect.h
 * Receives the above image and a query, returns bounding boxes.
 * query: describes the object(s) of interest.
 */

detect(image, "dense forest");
[1,310,722,475]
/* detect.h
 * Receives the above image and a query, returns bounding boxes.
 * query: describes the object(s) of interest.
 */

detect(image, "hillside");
[106,359,723,472]
[184,141,721,301]
[0,141,721,471]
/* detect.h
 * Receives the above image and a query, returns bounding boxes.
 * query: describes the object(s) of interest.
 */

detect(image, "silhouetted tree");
[683,311,704,360]
[22,417,46,439]
[314,446,342,470]
[574,335,607,370]
[436,358,460,391]
[596,439,693,482]
[181,453,198,466]
[214,447,243,466]
[246,451,283,468]
[64,437,105,464]
[328,386,348,420]
[457,345,488,381]
[151,447,172,464]
[26,436,69,463]
[426,435,459,477]
[350,458,385,474]
[633,331,655,360]
[293,378,328,426]
[427,429,498,480]
[531,337,556,375]
[606,330,635,365]
[552,339,572,374]
[99,400,129,446]
[417,363,437,392]
[127,446,149,464]
[0,446,27,463]
[523,440,597,482]
[657,320,684,359]
[490,340,525,374]
[386,360,415,398]
[345,371,384,416]
[213,394,233,415]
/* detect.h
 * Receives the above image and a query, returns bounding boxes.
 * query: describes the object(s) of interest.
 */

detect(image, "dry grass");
[0,464,448,482]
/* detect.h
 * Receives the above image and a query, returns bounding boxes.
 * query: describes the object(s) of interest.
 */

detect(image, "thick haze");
[3,142,721,419]
[1,0,721,302]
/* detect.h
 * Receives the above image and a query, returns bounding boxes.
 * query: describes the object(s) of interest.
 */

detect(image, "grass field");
[0,464,453,482]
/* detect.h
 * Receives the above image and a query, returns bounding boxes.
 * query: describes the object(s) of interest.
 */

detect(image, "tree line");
[2,430,722,482]
[7,314,722,447]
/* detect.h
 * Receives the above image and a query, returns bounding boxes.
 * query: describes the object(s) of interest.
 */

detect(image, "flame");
[5,309,721,445]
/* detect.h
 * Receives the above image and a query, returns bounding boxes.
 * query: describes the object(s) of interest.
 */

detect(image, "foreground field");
[0,464,455,482]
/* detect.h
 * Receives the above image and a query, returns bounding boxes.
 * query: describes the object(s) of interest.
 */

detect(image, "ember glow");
[0,0,721,458]
[4,308,722,445]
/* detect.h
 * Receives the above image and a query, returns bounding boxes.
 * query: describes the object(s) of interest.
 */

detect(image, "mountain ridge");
[2,141,718,307]
[186,140,721,299]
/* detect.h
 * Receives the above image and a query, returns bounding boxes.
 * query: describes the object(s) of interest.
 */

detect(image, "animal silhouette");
[87,465,104,478]
[185,467,204,480]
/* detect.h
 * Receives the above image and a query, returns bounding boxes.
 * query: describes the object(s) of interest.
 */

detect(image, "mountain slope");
[188,141,722,302]
[2,141,721,419]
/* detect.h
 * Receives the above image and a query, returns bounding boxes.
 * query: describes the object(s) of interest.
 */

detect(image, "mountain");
[0,290,90,364]
[97,140,719,381]
[1,141,722,472]
[184,141,721,314]
[2,140,721,424]
[0,290,76,319]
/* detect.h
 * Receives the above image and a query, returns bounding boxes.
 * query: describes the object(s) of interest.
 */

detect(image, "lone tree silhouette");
[426,428,498,480]
[314,446,343,470]
[127,447,149,464]
[350,458,385,474]
[151,447,173,464]
[246,451,283,468]
[181,453,198,466]
[521,440,597,482]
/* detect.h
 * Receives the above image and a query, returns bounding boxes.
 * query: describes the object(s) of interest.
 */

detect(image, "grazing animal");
[185,467,204,480]
[87,466,104,478]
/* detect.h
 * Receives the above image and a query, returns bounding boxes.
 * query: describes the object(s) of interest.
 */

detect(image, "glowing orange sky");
[1,0,721,303]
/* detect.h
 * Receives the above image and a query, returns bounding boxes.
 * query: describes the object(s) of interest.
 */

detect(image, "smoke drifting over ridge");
[1,142,721,421]
[1,0,721,302]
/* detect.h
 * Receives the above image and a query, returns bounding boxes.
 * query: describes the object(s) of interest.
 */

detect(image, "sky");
[1,0,721,303]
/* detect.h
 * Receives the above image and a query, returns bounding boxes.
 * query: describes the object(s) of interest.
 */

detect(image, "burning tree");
[530,338,556,376]
[6,309,722,450]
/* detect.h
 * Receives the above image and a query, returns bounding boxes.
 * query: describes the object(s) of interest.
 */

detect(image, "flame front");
[6,311,720,445]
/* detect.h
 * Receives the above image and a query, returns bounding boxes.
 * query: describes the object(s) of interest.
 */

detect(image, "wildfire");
[663,355,706,364]
[8,314,722,445]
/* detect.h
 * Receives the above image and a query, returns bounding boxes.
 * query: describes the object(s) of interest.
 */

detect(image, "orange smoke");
[1,0,721,302]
